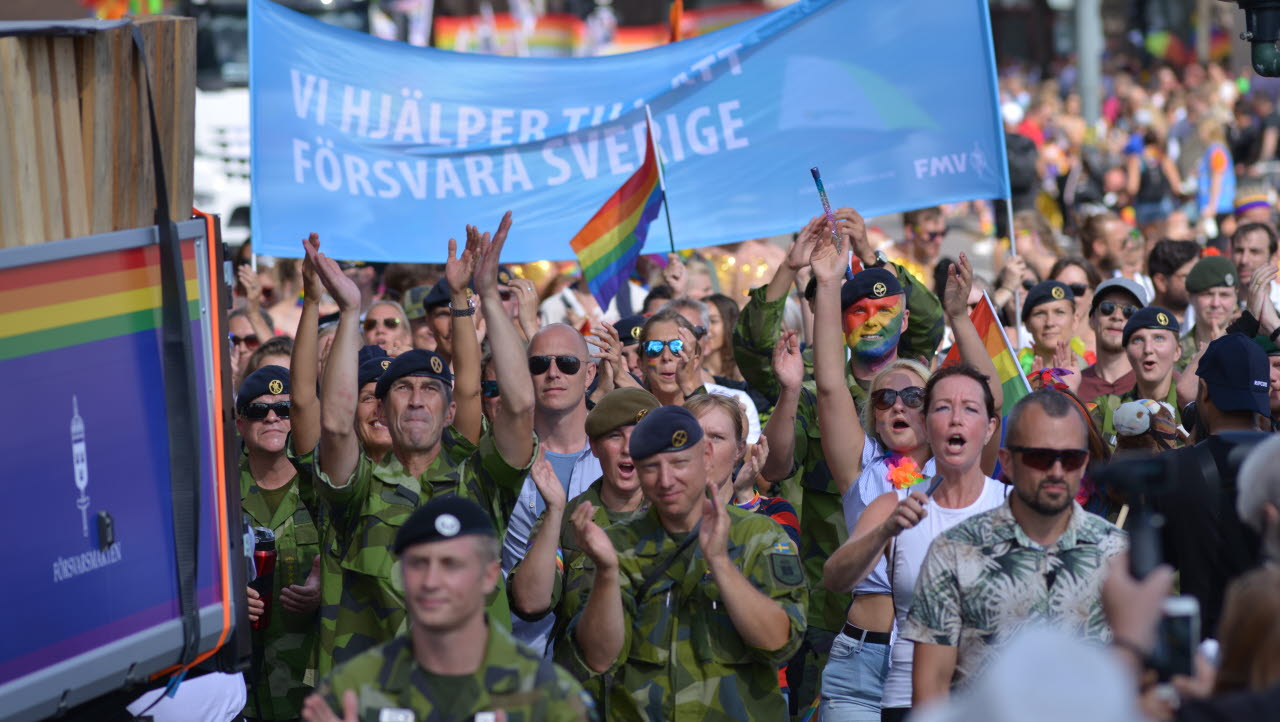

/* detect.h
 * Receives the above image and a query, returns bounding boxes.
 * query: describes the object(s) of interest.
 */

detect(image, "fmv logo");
[913,153,972,179]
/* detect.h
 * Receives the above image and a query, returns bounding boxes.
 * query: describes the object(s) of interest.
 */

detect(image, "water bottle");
[250,527,276,630]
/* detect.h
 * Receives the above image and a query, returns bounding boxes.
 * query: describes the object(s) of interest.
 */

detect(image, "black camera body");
[1225,1,1280,76]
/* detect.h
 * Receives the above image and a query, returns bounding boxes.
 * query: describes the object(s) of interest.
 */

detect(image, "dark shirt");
[1076,364,1135,404]
[1152,436,1263,638]
[1177,683,1280,722]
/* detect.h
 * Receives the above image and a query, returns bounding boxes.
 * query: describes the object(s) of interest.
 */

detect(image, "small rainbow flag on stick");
[569,114,666,310]
[942,291,1031,408]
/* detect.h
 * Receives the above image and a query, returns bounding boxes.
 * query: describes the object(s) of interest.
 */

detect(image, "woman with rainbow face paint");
[806,220,1005,722]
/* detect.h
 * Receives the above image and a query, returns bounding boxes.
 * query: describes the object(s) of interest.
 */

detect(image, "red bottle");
[250,528,276,631]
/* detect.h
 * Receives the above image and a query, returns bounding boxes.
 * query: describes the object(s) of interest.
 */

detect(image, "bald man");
[502,323,603,651]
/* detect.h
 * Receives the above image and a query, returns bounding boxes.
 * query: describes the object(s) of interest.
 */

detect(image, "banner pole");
[645,104,677,253]
[1004,194,1025,350]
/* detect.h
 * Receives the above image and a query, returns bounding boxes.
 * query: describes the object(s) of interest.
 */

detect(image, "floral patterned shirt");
[902,499,1127,688]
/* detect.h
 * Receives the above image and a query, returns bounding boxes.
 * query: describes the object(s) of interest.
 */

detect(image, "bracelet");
[450,306,476,317]
[1269,326,1280,343]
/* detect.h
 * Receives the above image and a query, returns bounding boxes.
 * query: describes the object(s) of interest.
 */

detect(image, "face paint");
[843,295,905,363]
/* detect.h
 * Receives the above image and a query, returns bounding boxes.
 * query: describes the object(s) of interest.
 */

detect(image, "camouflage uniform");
[732,264,943,712]
[1177,329,1201,372]
[508,478,646,702]
[1091,382,1182,445]
[564,506,808,721]
[316,622,596,722]
[294,431,532,679]
[239,453,323,720]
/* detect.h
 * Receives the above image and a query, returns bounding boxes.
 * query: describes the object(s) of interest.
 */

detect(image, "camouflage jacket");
[239,454,323,720]
[1177,329,1200,373]
[1091,381,1181,445]
[732,268,943,632]
[294,431,533,679]
[565,506,807,721]
[317,622,596,722]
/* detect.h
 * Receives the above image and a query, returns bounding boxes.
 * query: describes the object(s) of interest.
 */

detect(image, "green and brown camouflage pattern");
[239,454,323,720]
[564,505,807,721]
[316,622,596,722]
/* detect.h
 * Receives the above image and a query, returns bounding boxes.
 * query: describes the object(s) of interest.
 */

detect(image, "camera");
[1224,1,1280,76]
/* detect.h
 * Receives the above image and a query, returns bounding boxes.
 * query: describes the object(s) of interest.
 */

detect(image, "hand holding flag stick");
[810,166,842,244]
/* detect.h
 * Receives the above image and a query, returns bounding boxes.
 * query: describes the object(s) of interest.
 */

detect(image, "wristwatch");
[450,291,476,317]
[870,250,889,268]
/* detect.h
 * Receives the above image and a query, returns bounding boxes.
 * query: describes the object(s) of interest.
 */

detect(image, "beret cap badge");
[430,355,444,374]
[1050,286,1065,300]
[381,359,391,370]
[672,430,688,447]
[1156,312,1169,326]
[434,514,461,537]
[872,282,887,298]
[268,379,284,395]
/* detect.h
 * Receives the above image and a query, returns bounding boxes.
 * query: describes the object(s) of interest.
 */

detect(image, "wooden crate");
[0,16,195,248]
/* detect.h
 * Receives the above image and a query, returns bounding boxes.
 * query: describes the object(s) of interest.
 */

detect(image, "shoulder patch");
[771,540,796,555]
[769,548,803,586]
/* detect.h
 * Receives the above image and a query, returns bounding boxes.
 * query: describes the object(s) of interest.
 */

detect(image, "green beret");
[1186,256,1237,294]
[629,405,704,461]
[403,285,431,320]
[586,388,661,438]
[393,496,494,554]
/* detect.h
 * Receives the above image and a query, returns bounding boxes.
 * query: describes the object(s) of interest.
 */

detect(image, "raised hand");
[809,221,849,284]
[698,485,730,562]
[589,323,635,389]
[473,211,513,298]
[788,216,825,271]
[772,329,804,391]
[942,253,975,320]
[303,233,361,312]
[510,277,542,339]
[301,234,322,303]
[571,501,617,571]
[280,555,322,614]
[663,253,688,295]
[238,263,263,309]
[734,435,769,492]
[880,490,929,537]
[529,453,566,513]
[446,228,480,294]
[998,254,1028,292]
[676,325,704,393]
[832,206,871,264]
[1246,260,1278,321]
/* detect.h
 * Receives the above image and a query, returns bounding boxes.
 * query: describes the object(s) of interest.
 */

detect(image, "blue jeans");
[818,631,890,721]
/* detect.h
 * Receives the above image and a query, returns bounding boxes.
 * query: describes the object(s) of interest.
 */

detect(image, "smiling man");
[906,390,1126,705]
[1092,306,1184,442]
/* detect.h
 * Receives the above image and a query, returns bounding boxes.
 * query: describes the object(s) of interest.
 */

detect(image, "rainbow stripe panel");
[942,292,1031,408]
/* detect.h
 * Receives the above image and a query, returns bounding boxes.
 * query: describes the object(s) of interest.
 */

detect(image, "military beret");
[1122,305,1181,346]
[359,355,394,389]
[496,265,516,287]
[629,405,705,461]
[613,315,647,347]
[358,344,388,365]
[840,267,903,310]
[393,495,494,555]
[402,285,432,320]
[420,277,455,312]
[237,365,290,409]
[1020,280,1075,323]
[374,349,452,399]
[586,388,661,438]
[1185,256,1237,294]
[1253,335,1280,356]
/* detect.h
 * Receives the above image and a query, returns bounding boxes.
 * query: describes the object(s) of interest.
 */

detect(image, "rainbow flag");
[569,117,665,310]
[942,292,1031,408]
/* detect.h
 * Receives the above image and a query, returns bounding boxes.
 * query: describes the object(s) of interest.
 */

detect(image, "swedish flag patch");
[772,540,796,555]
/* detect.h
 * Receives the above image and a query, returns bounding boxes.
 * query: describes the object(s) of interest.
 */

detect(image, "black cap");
[237,365,290,409]
[628,405,705,461]
[1122,305,1181,347]
[1197,333,1271,418]
[614,315,646,347]
[358,344,388,365]
[421,277,455,312]
[840,267,903,310]
[1020,280,1075,323]
[393,496,495,554]
[374,349,453,399]
[359,356,394,389]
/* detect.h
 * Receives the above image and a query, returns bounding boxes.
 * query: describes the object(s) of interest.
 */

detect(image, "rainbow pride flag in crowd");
[942,292,1031,407]
[569,118,665,309]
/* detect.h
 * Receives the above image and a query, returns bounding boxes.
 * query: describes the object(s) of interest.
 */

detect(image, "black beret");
[586,388,661,438]
[421,277,455,312]
[358,344,388,365]
[1020,280,1075,323]
[840,268,903,309]
[628,405,705,461]
[393,495,494,554]
[359,356,394,389]
[1122,305,1181,346]
[496,265,516,287]
[374,349,453,399]
[613,315,647,347]
[237,365,290,409]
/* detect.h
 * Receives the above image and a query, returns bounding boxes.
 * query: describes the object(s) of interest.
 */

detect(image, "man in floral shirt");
[905,390,1127,707]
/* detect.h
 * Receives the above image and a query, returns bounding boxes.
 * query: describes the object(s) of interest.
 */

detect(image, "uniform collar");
[239,452,298,528]
[386,617,524,695]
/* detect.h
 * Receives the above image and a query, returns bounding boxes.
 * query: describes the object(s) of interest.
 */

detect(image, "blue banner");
[249,0,1008,263]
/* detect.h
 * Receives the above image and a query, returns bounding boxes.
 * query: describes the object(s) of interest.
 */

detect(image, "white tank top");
[880,477,1008,709]
[842,438,936,596]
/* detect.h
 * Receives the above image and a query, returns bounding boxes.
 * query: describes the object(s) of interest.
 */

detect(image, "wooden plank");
[76,27,118,236]
[0,37,44,246]
[171,17,197,220]
[27,37,66,243]
[50,37,88,239]
[110,27,139,232]
[0,39,21,248]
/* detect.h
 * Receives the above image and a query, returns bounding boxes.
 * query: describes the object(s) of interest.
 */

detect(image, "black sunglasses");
[229,333,260,349]
[1096,300,1138,319]
[915,225,948,242]
[1007,445,1088,471]
[870,386,926,410]
[481,380,500,398]
[241,401,291,420]
[363,317,402,331]
[643,339,684,357]
[528,355,582,375]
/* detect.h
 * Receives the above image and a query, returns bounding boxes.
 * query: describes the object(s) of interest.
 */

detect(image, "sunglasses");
[1096,300,1138,319]
[870,386,926,410]
[643,339,684,357]
[528,355,583,375]
[1007,445,1088,471]
[241,401,291,420]
[481,380,500,398]
[363,317,402,331]
[915,225,948,242]
[229,333,260,350]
